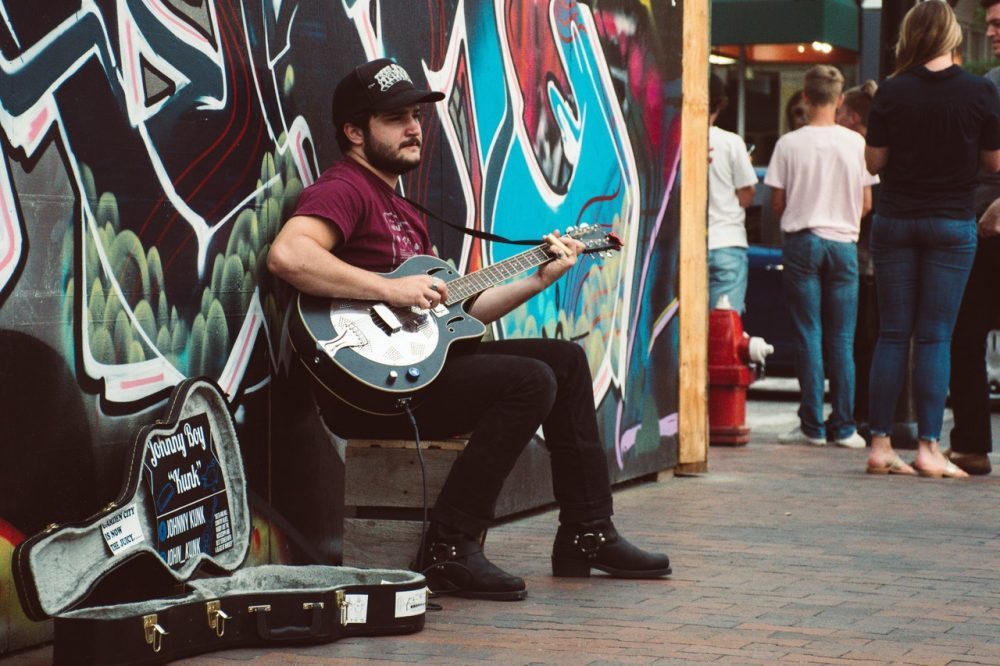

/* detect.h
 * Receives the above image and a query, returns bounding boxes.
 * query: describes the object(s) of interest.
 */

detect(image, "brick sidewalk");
[178,433,1000,665]
[9,419,1000,665]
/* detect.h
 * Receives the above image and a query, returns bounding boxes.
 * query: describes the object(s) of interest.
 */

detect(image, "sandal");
[914,460,968,479]
[866,456,917,476]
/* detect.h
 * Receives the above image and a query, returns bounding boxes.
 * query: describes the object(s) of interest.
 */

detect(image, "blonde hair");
[842,80,878,125]
[893,0,962,76]
[803,65,844,106]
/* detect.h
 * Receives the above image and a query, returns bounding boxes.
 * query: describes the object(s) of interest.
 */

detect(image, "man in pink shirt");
[765,65,877,449]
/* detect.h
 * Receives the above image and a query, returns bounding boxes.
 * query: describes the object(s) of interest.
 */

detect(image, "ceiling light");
[709,53,737,65]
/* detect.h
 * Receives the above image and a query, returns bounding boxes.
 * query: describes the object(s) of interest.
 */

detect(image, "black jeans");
[948,235,1000,455]
[319,338,614,537]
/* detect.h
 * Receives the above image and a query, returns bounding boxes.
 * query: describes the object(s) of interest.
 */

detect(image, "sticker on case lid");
[345,594,369,624]
[142,412,233,570]
[395,588,427,617]
[101,503,145,556]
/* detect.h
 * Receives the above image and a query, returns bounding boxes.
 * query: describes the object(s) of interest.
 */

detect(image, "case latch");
[336,590,349,626]
[143,614,168,653]
[206,600,230,637]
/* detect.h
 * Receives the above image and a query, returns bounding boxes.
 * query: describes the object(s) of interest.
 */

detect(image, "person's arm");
[865,146,889,175]
[467,232,583,324]
[732,136,758,209]
[770,187,786,219]
[981,149,1000,173]
[980,82,1000,174]
[861,186,873,218]
[267,214,446,309]
[978,197,1000,237]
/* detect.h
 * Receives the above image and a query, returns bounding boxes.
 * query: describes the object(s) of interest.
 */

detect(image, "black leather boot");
[413,524,527,601]
[552,519,671,578]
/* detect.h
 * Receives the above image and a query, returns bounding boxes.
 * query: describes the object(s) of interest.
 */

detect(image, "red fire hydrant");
[708,297,773,446]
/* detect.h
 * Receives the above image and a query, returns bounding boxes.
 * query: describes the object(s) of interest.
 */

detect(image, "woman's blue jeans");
[869,214,977,442]
[782,231,859,440]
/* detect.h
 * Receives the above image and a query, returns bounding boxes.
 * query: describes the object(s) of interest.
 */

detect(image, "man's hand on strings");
[384,274,449,309]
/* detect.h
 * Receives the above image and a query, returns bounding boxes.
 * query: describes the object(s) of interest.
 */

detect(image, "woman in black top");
[864,0,1000,478]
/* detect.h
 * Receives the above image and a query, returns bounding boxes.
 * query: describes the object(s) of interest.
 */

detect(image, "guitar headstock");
[565,224,623,257]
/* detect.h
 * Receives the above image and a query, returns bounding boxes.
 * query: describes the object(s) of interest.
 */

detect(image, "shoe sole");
[913,461,968,479]
[423,571,528,601]
[552,557,672,579]
[451,588,527,601]
[592,564,672,579]
[866,464,917,476]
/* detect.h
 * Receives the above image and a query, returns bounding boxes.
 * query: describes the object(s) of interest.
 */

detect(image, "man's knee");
[545,338,588,366]
[523,361,559,408]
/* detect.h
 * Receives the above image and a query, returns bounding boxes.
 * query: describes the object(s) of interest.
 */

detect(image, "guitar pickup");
[370,303,402,334]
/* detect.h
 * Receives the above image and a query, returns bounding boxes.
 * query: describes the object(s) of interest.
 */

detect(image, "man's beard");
[363,132,421,175]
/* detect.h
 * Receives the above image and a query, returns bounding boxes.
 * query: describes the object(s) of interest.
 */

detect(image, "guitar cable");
[400,399,448,608]
[399,398,469,607]
[398,399,430,569]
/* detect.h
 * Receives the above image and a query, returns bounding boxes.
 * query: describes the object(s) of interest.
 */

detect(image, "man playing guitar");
[267,57,670,601]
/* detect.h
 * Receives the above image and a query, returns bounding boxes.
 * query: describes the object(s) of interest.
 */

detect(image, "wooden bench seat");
[343,436,556,568]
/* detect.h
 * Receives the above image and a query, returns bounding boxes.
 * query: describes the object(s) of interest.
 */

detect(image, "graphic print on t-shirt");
[385,211,423,266]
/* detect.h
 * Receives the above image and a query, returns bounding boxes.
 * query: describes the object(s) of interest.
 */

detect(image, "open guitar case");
[11,377,426,664]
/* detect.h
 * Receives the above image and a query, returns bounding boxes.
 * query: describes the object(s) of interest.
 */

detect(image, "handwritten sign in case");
[142,412,233,570]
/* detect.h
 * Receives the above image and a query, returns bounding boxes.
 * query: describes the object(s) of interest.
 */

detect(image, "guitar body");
[290,225,621,416]
[290,255,487,415]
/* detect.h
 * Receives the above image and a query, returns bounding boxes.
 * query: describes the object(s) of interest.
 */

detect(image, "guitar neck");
[444,244,552,305]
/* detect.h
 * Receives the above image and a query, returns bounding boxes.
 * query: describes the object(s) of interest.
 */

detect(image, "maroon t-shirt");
[292,159,431,273]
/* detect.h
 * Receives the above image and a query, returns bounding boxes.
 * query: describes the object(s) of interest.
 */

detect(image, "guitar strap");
[399,195,539,246]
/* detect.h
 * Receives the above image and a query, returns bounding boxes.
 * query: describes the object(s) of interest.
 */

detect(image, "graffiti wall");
[0,0,683,652]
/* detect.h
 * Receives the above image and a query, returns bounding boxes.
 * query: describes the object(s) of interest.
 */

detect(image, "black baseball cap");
[332,58,445,127]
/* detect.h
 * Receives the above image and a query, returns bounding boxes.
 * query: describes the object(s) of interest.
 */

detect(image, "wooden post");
[677,0,710,474]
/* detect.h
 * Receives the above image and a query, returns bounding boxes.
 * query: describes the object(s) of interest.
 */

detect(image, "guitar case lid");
[12,377,251,621]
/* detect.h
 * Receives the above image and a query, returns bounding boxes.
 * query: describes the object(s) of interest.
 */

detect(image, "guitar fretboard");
[444,245,552,305]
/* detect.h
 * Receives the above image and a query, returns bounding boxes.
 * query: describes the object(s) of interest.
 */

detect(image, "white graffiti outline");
[0,0,317,403]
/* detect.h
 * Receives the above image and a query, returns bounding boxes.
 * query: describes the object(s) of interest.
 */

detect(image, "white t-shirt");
[708,126,758,249]
[764,124,878,242]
